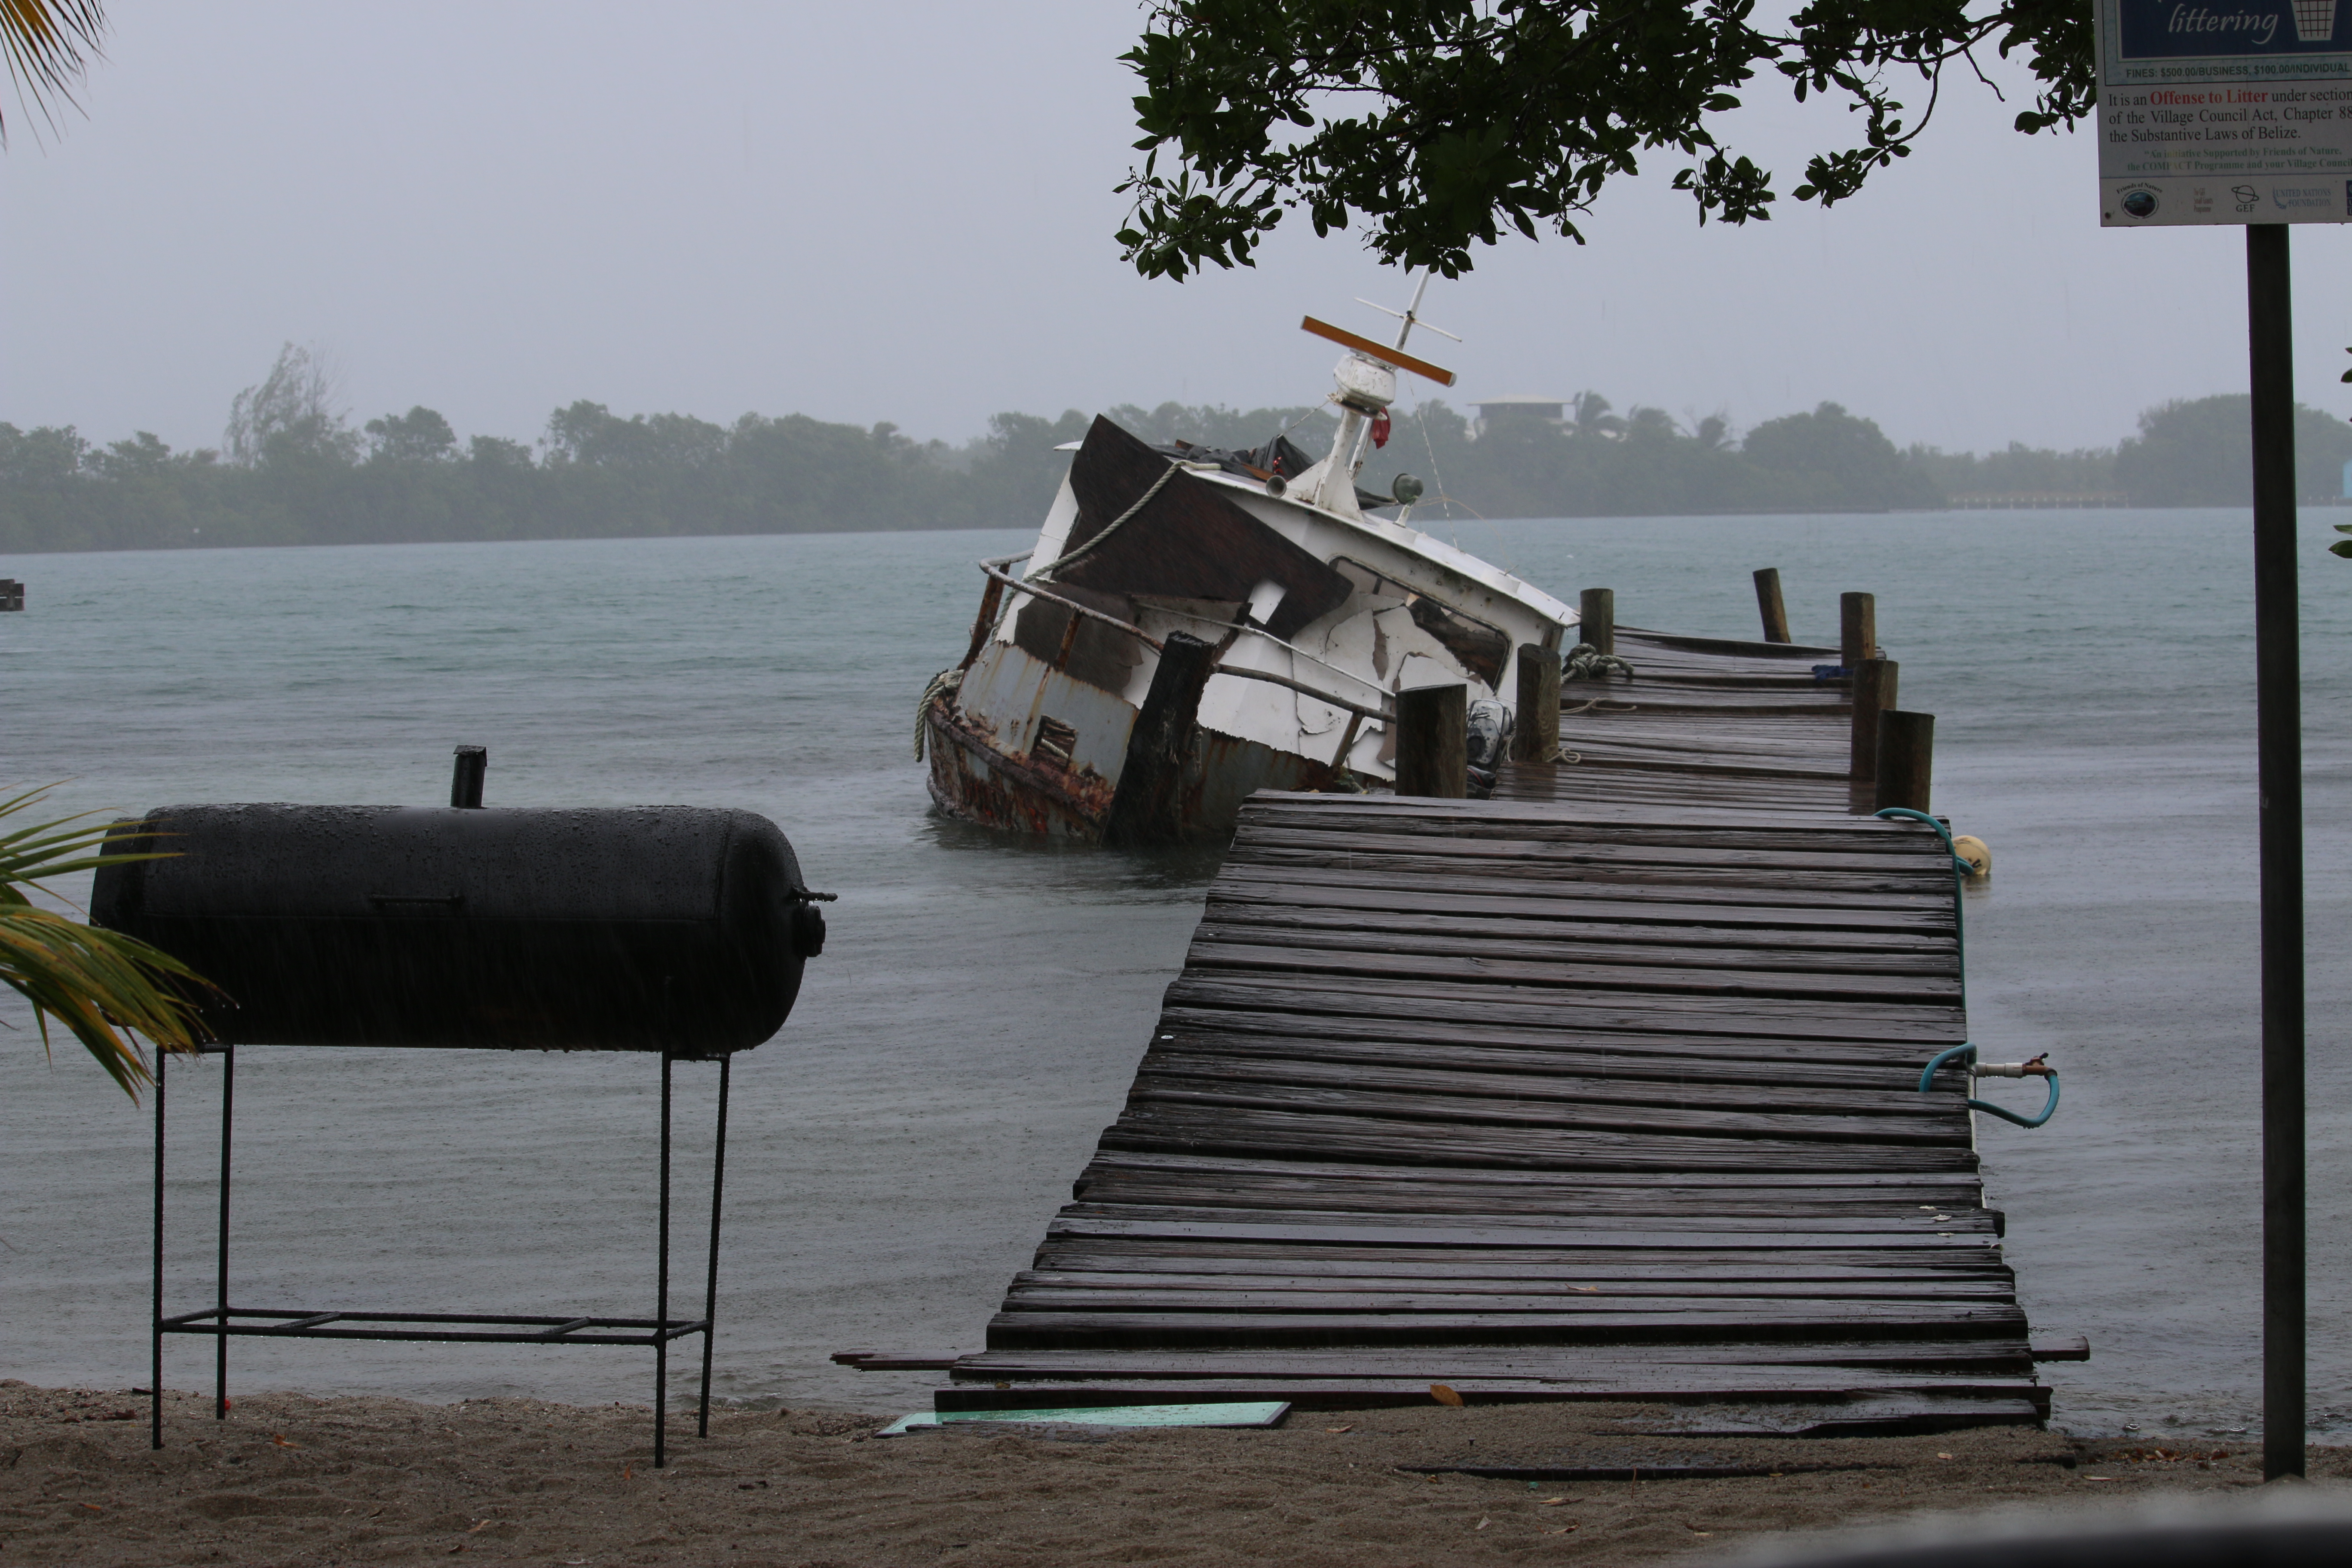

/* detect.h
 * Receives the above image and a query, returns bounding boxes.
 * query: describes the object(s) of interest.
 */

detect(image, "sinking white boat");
[921,290,1574,844]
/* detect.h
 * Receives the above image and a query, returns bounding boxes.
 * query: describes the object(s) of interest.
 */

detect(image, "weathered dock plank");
[937,617,2043,1432]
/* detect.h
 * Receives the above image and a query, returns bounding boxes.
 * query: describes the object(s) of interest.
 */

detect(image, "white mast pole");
[1394,271,1431,350]
[1348,270,1433,474]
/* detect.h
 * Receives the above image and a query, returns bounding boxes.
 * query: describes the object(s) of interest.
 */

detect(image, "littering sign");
[2098,0,2352,223]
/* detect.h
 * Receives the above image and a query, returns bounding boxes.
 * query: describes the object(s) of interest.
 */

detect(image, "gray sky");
[7,0,2352,458]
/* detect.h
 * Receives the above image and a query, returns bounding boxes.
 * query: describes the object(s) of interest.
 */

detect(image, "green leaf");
[1108,0,2098,279]
[0,784,218,1098]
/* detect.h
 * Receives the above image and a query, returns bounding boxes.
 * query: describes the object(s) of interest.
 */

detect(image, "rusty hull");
[923,693,1331,847]
[925,698,1116,840]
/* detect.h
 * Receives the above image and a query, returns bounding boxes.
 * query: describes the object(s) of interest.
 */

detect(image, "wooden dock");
[926,626,2062,1431]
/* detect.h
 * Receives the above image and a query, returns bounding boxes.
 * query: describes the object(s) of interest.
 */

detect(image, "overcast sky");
[7,0,2352,458]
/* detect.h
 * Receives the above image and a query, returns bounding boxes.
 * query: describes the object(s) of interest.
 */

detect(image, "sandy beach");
[6,1381,2345,1566]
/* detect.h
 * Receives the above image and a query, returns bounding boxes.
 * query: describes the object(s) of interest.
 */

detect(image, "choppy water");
[2,510,2346,1440]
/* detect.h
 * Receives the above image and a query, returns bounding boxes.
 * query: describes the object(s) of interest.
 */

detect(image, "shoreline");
[7,1381,2345,1565]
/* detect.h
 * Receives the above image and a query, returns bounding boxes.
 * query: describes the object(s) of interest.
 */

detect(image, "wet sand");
[6,1382,2346,1565]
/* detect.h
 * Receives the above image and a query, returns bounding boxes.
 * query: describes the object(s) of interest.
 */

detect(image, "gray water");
[1,511,2346,1440]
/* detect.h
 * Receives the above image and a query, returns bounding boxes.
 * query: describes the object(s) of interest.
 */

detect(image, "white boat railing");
[975,555,1394,724]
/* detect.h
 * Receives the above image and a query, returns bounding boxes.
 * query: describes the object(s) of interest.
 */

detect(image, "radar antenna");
[1357,271,1462,352]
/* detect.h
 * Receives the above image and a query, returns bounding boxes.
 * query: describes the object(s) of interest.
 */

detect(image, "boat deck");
[924,625,2059,1431]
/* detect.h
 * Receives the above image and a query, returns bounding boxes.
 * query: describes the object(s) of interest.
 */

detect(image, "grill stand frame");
[150,1045,734,1467]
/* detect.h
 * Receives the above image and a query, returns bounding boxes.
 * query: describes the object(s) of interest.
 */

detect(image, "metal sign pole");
[2245,222,2306,1482]
[2098,0,2334,1477]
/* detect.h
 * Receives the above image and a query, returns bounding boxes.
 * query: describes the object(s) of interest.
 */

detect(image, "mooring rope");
[1564,643,1635,681]
[1031,461,1182,580]
[914,667,961,760]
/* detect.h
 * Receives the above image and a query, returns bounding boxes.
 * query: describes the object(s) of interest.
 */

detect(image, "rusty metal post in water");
[1395,683,1468,799]
[1512,645,1561,764]
[1753,569,1791,643]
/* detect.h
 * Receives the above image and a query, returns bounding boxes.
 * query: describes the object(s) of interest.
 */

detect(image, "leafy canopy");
[1116,0,2095,279]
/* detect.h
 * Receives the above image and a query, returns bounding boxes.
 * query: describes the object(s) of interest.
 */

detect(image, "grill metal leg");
[698,1053,731,1438]
[216,1044,234,1421]
[146,1045,732,1466]
[151,1051,166,1449]
[655,1051,672,1467]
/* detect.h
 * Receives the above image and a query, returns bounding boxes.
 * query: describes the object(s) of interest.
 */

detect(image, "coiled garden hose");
[1879,808,2061,1128]
[1917,1043,2062,1129]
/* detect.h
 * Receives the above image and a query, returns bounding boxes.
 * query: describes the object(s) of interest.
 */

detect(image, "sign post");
[2097,0,2341,1481]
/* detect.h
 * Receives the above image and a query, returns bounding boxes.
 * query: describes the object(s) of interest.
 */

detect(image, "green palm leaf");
[2,784,214,1097]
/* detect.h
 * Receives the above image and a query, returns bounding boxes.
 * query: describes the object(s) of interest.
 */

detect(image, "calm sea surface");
[2,511,2346,1439]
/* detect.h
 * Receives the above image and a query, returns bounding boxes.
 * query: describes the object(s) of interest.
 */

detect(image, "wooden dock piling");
[1512,646,1562,764]
[1874,710,1934,814]
[1103,632,1219,847]
[1579,588,1615,655]
[1753,569,1790,643]
[1393,684,1468,799]
[1850,658,1899,782]
[1841,593,1877,671]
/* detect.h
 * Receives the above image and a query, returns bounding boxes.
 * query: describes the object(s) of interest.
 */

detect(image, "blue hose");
[1916,1043,2062,1129]
[1883,812,2061,1129]
[1874,805,1972,1001]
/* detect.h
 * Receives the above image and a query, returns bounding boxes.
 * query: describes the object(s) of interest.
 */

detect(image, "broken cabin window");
[1333,558,1511,688]
[1033,715,1078,770]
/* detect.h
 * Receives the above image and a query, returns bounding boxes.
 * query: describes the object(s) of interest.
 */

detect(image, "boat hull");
[922,695,1332,846]
[923,698,1115,840]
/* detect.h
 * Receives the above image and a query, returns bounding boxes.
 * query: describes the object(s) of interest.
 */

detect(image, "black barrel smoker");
[96,763,827,1465]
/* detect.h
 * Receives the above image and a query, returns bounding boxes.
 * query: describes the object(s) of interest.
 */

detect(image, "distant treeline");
[4,345,2346,554]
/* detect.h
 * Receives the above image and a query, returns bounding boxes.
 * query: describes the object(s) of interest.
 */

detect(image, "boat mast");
[1300,275,1458,514]
[1347,272,1459,474]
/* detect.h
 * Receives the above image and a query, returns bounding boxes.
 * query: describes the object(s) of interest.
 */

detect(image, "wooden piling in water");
[1512,646,1562,764]
[1753,569,1790,643]
[1102,631,1217,847]
[1579,588,1614,656]
[1841,593,1877,671]
[1850,658,1899,782]
[1874,710,1933,813]
[1393,683,1468,799]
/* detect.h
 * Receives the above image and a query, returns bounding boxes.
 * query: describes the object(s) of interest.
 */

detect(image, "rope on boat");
[1031,461,1182,579]
[915,667,962,760]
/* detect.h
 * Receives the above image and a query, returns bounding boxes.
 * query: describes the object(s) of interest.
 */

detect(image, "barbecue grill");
[94,802,824,1051]
[99,752,828,1464]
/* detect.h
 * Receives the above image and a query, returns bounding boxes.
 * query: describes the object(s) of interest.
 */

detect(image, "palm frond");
[1,0,107,147]
[2,784,214,1098]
